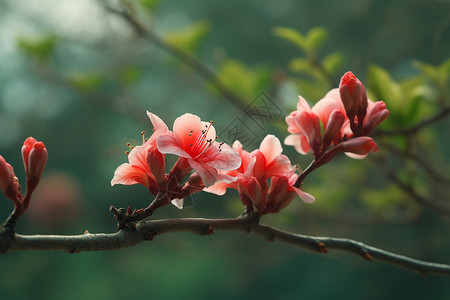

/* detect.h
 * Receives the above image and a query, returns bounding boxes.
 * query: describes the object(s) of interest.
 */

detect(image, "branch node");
[362,253,373,261]
[204,225,214,236]
[318,242,328,253]
[145,232,155,241]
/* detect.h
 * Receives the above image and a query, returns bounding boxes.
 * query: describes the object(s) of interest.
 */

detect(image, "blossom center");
[187,121,217,159]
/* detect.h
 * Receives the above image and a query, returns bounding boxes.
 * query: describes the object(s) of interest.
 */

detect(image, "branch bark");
[2,215,450,277]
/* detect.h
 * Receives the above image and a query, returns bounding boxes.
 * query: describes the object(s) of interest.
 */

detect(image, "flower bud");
[339,72,368,133]
[22,137,48,190]
[322,109,345,151]
[341,137,378,156]
[0,156,14,192]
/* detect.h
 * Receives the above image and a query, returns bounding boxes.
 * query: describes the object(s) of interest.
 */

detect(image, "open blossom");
[285,72,389,159]
[205,135,314,215]
[156,113,241,187]
[111,111,242,209]
[111,112,169,195]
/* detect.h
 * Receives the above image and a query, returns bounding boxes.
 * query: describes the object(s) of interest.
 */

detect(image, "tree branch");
[375,105,450,136]
[2,215,450,277]
[100,1,248,110]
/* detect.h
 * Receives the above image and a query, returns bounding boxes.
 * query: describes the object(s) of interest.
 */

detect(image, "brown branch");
[375,105,450,136]
[2,215,450,277]
[100,1,247,110]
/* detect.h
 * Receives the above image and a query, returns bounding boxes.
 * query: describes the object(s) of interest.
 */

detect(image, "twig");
[100,1,248,110]
[2,215,450,277]
[375,105,450,136]
[381,142,450,185]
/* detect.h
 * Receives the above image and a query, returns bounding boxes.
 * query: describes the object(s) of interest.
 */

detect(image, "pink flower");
[156,113,241,187]
[285,95,347,157]
[205,135,314,215]
[285,71,389,160]
[111,112,169,195]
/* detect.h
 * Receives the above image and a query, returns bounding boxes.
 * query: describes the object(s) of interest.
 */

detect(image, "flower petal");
[157,134,192,159]
[259,135,282,165]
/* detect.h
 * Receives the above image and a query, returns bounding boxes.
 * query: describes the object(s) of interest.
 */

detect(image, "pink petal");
[188,159,236,187]
[292,186,316,203]
[172,113,204,148]
[204,181,233,196]
[127,145,152,174]
[265,154,292,178]
[157,134,192,159]
[200,144,241,171]
[284,134,311,155]
[111,163,149,187]
[147,111,168,133]
[297,95,312,112]
[259,135,283,165]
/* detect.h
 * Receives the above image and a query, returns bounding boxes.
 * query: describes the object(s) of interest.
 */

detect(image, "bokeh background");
[1,0,450,299]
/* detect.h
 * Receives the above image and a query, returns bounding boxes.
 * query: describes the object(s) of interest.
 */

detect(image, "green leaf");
[288,57,311,73]
[165,20,211,54]
[321,52,344,75]
[272,27,308,53]
[17,34,58,61]
[305,27,328,53]
[138,0,161,12]
[118,66,142,85]
[217,59,270,101]
[67,72,104,92]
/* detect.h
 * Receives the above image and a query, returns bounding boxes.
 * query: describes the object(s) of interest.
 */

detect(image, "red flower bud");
[0,156,14,192]
[339,72,368,134]
[22,137,48,192]
[0,155,23,212]
[340,137,378,156]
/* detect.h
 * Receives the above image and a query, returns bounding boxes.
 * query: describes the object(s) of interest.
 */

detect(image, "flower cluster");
[0,137,48,214]
[205,135,314,215]
[111,112,241,209]
[285,71,389,160]
[110,71,388,218]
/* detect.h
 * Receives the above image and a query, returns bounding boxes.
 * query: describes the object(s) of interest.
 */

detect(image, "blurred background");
[1,0,450,299]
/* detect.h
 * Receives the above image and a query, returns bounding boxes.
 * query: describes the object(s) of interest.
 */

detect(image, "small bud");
[339,72,369,134]
[340,137,378,156]
[0,156,14,192]
[22,137,48,191]
[322,110,345,151]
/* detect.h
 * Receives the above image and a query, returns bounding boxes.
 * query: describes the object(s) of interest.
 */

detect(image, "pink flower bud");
[22,137,48,191]
[294,111,321,157]
[322,109,345,151]
[340,137,378,156]
[265,176,296,214]
[0,155,24,211]
[339,72,368,133]
[0,156,14,192]
[362,101,389,135]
